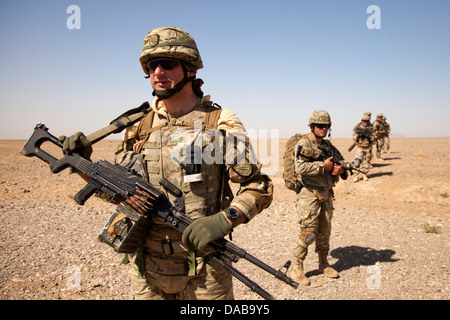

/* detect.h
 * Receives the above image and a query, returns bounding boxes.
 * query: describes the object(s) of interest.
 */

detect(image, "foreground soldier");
[61,26,273,299]
[291,110,346,286]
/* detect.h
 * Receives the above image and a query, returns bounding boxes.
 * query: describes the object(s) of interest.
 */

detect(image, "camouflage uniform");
[352,111,373,161]
[382,116,391,153]
[352,114,374,182]
[373,113,387,159]
[291,111,345,285]
[117,27,273,300]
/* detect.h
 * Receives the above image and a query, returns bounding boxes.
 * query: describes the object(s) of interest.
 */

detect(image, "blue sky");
[1,0,449,139]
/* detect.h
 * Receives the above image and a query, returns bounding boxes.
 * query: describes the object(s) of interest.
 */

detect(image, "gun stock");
[348,142,357,152]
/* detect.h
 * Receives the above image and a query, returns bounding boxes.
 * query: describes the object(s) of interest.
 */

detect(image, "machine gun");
[20,123,299,300]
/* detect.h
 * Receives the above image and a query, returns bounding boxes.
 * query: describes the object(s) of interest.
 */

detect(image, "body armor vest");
[137,103,228,243]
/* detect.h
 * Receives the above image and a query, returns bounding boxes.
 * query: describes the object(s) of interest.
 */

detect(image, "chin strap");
[152,74,196,100]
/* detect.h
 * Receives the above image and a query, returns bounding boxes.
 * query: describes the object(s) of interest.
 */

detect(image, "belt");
[145,239,188,255]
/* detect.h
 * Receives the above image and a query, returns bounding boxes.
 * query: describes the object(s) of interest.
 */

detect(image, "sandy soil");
[0,136,448,300]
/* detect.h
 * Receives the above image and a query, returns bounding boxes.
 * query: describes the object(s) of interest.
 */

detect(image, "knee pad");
[300,228,317,247]
[304,232,316,245]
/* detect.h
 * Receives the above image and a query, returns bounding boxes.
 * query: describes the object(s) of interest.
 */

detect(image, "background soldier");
[353,111,373,162]
[382,115,391,153]
[373,113,387,160]
[291,110,347,286]
[60,26,273,300]
[352,114,374,182]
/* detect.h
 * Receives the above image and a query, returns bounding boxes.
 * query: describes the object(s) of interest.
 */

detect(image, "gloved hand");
[58,132,93,159]
[182,212,231,252]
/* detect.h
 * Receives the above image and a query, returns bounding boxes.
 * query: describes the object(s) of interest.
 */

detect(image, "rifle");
[317,144,367,176]
[348,126,374,152]
[20,123,299,300]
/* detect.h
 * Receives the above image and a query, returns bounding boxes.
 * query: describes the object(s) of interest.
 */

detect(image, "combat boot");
[318,253,339,278]
[292,259,310,286]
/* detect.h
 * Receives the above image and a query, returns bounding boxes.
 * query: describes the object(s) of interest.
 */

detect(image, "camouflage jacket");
[294,134,342,191]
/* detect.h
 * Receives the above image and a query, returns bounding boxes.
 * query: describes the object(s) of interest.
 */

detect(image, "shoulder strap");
[87,101,150,144]
[204,102,222,129]
[134,110,168,153]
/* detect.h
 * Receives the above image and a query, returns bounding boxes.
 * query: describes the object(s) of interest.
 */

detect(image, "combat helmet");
[139,26,203,75]
[308,110,332,126]
[139,27,203,100]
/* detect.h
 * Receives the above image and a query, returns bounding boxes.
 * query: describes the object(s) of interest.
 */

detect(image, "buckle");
[161,240,174,255]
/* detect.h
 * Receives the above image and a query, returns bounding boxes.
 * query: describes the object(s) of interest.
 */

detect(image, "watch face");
[227,208,239,221]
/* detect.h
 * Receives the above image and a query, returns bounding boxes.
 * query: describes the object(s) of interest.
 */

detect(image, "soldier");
[382,115,391,153]
[291,110,347,286]
[353,111,373,164]
[352,114,374,182]
[373,113,387,160]
[60,26,273,300]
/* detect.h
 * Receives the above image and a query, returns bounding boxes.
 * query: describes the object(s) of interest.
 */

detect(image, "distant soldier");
[382,115,391,153]
[352,111,373,162]
[352,114,374,182]
[373,113,387,160]
[291,110,347,286]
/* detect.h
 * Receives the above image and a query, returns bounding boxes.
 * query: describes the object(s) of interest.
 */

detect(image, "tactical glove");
[182,212,231,252]
[58,132,93,159]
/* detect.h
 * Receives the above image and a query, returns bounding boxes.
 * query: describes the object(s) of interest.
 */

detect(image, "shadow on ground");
[305,245,399,277]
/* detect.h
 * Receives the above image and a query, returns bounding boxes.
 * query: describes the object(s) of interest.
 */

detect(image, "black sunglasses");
[147,58,181,72]
[314,124,330,129]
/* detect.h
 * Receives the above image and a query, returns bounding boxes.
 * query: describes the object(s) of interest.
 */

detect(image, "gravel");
[0,138,448,300]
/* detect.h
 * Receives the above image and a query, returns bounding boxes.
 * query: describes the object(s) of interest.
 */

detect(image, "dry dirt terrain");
[0,136,448,300]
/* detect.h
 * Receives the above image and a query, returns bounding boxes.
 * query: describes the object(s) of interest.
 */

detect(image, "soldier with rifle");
[350,114,375,182]
[373,113,387,160]
[291,110,347,286]
[382,115,391,153]
[54,26,275,300]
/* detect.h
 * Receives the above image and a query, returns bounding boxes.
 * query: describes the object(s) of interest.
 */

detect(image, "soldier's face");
[149,59,195,91]
[312,124,329,138]
[150,60,184,91]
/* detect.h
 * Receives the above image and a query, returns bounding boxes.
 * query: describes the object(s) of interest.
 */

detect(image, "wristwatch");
[224,208,240,227]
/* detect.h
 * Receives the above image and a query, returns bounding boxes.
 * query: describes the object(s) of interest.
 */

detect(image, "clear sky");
[1,0,449,139]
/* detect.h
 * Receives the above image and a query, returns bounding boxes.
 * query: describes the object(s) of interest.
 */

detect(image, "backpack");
[282,133,305,191]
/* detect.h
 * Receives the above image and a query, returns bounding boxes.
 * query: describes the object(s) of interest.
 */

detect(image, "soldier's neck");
[309,132,323,144]
[162,85,198,117]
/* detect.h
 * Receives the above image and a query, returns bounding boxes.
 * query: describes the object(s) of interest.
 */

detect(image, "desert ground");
[0,136,448,300]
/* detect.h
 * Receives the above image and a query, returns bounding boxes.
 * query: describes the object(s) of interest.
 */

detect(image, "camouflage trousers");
[383,136,390,152]
[375,137,385,157]
[128,249,234,300]
[294,187,334,259]
[354,146,372,179]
